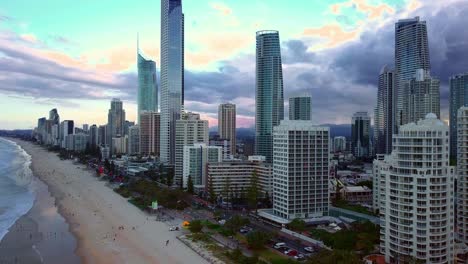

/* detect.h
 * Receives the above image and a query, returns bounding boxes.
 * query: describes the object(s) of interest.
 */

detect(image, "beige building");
[139,111,160,156]
[340,186,372,203]
[218,103,236,155]
[175,112,209,185]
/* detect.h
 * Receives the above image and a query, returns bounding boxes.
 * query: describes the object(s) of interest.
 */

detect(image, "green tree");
[288,218,306,232]
[187,175,194,194]
[306,250,360,264]
[222,178,231,209]
[224,215,249,233]
[246,231,272,250]
[208,178,217,204]
[188,220,203,233]
[247,170,260,212]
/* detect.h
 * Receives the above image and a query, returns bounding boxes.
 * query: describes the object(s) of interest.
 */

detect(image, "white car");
[169,226,179,231]
[304,246,314,253]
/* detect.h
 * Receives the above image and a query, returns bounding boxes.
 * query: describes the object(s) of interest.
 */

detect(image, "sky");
[0,0,467,129]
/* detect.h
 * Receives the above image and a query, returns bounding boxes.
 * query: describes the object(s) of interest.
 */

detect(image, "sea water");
[0,138,34,242]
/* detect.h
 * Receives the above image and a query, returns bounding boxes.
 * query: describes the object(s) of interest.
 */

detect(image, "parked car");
[169,226,179,231]
[294,254,305,261]
[285,249,298,257]
[304,246,314,253]
[274,242,286,249]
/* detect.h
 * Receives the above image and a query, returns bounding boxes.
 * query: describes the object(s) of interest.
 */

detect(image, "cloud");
[302,23,361,50]
[210,2,232,16]
[330,0,395,19]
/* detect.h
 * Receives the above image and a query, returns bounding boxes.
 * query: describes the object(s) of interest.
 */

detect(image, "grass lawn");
[333,199,376,216]
[256,248,296,264]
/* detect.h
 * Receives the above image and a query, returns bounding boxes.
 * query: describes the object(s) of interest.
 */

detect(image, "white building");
[376,113,454,264]
[112,136,128,155]
[270,120,330,222]
[457,107,468,244]
[333,136,346,152]
[182,143,222,189]
[207,155,272,198]
[64,133,88,152]
[175,112,209,185]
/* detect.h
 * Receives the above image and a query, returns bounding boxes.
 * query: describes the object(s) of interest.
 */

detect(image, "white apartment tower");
[457,107,468,244]
[272,120,330,220]
[182,143,222,189]
[376,113,454,264]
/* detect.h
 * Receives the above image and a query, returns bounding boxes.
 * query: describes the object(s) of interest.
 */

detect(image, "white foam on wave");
[0,138,35,242]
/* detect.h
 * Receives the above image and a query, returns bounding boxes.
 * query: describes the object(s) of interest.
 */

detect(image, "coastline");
[7,138,208,264]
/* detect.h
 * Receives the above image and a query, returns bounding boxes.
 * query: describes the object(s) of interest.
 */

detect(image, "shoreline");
[8,138,208,264]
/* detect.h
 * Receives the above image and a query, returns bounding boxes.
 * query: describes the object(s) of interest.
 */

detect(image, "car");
[294,254,305,261]
[274,242,286,249]
[276,246,289,252]
[169,226,179,231]
[218,219,226,225]
[304,246,314,253]
[285,249,298,257]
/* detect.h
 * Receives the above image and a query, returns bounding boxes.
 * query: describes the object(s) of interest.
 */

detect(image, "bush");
[189,220,203,233]
[246,231,272,250]
[287,218,306,232]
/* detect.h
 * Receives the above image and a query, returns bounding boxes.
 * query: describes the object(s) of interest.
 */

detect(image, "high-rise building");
[36,117,47,143]
[112,136,128,155]
[333,136,346,152]
[82,124,89,132]
[89,124,98,148]
[376,113,455,264]
[60,120,74,148]
[207,156,272,199]
[255,30,284,163]
[374,65,395,155]
[271,120,329,221]
[137,39,158,124]
[128,125,140,155]
[174,112,208,185]
[395,17,430,128]
[449,73,468,159]
[98,125,107,146]
[48,108,60,145]
[457,107,468,244]
[351,112,371,158]
[289,95,311,121]
[218,103,236,155]
[182,143,222,189]
[406,69,440,123]
[139,111,160,156]
[209,135,231,160]
[107,98,126,154]
[160,0,184,165]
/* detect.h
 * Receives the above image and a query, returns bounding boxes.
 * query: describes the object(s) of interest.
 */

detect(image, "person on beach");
[166,240,169,246]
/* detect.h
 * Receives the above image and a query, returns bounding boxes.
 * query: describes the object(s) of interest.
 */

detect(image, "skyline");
[1,0,468,129]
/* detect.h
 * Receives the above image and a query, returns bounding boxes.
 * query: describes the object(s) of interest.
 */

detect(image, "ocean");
[0,138,34,241]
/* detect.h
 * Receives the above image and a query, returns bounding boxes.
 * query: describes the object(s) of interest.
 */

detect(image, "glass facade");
[137,51,158,124]
[289,96,311,121]
[374,66,394,155]
[449,73,468,159]
[255,30,284,163]
[160,0,184,164]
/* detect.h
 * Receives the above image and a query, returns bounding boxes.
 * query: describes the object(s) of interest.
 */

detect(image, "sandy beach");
[11,139,208,264]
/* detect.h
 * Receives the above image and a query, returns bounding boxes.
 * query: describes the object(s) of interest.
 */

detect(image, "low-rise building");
[340,186,372,203]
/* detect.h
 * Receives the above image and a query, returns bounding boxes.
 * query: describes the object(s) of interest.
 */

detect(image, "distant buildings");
[98,125,107,146]
[351,112,371,158]
[406,69,440,123]
[333,136,346,152]
[174,112,208,185]
[112,136,128,155]
[218,103,236,155]
[271,120,329,222]
[160,0,184,165]
[182,143,222,189]
[374,65,394,155]
[289,95,311,121]
[139,111,160,156]
[449,73,468,159]
[375,114,454,264]
[65,133,88,152]
[60,120,74,149]
[89,124,98,148]
[209,135,231,160]
[395,17,430,129]
[457,107,468,244]
[207,155,272,199]
[128,125,140,155]
[137,41,158,123]
[255,30,284,163]
[107,98,126,155]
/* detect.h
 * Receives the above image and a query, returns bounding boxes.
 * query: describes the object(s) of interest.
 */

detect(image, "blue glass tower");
[160,0,184,164]
[137,39,158,124]
[255,30,284,163]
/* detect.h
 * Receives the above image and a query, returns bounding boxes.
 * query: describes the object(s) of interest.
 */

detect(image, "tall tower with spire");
[137,34,158,124]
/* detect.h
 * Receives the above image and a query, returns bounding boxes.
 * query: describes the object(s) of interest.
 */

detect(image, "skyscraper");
[406,69,440,123]
[60,120,74,149]
[351,112,371,158]
[174,112,208,185]
[374,66,394,155]
[395,17,430,128]
[89,124,98,148]
[98,125,107,146]
[139,111,160,156]
[107,98,126,155]
[182,143,222,188]
[289,95,311,121]
[137,39,158,124]
[255,30,284,163]
[128,125,140,155]
[218,103,236,155]
[449,73,468,159]
[457,107,468,244]
[271,120,329,221]
[160,0,184,165]
[376,114,455,264]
